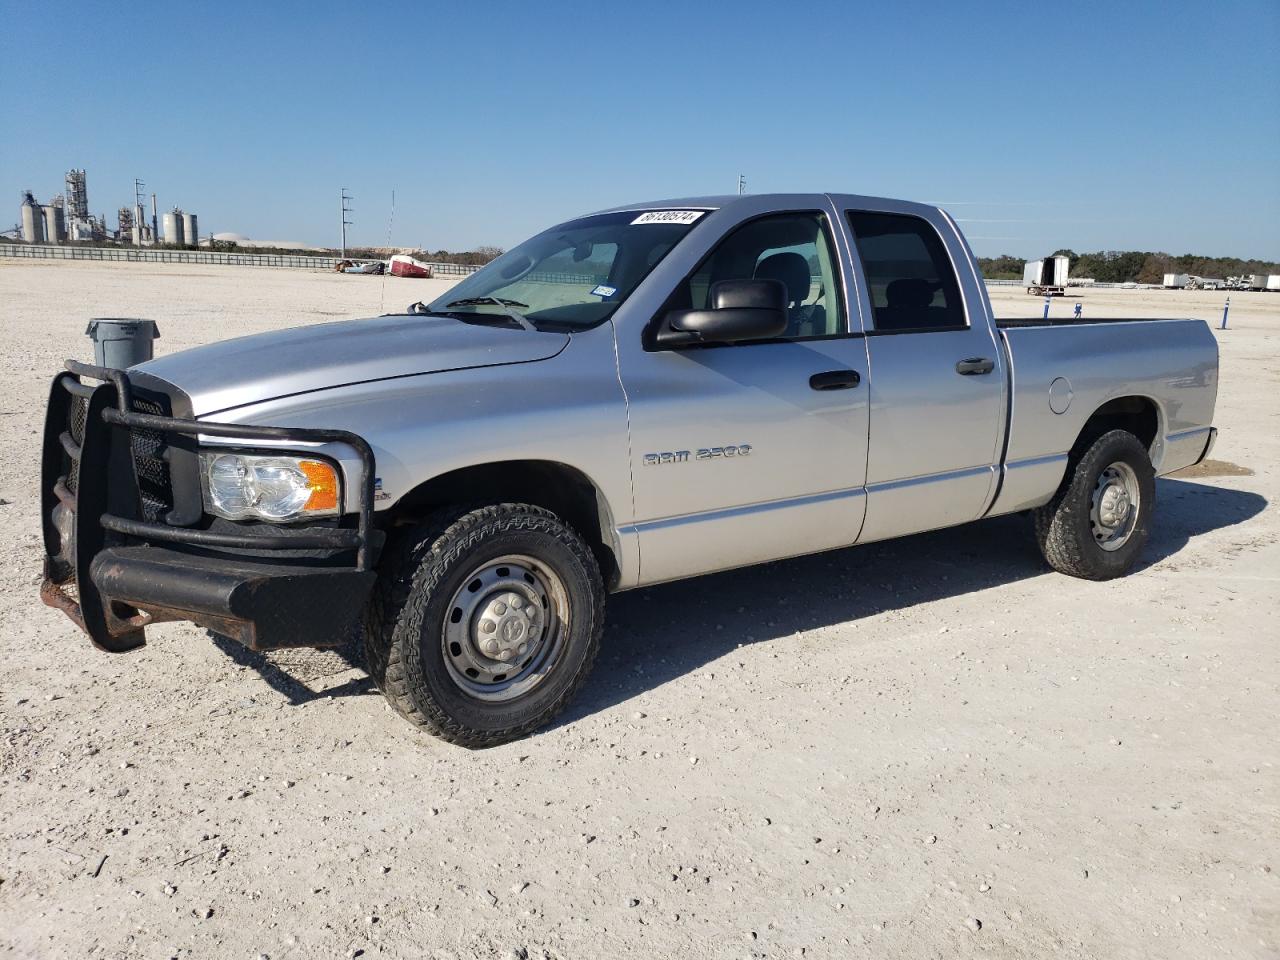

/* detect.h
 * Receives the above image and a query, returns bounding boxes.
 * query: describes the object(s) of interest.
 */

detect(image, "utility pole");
[737,174,746,195]
[340,188,353,258]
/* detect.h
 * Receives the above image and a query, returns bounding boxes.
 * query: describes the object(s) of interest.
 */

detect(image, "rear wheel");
[1033,429,1155,580]
[364,503,604,747]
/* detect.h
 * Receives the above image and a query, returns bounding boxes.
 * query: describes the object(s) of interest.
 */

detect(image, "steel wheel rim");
[440,553,569,702]
[1090,460,1140,552]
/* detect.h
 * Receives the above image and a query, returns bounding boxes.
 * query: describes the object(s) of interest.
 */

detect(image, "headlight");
[199,452,341,522]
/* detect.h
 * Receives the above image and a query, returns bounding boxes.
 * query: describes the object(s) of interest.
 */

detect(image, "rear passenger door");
[840,206,1007,543]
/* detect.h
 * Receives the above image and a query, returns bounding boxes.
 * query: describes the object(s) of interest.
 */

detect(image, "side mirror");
[656,278,789,347]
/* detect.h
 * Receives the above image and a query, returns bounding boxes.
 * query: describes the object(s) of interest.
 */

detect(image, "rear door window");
[846,212,966,332]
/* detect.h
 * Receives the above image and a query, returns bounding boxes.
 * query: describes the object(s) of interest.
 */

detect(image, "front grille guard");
[41,359,376,652]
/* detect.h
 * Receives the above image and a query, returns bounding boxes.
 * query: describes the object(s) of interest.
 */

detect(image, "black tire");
[363,503,604,748]
[1033,429,1155,580]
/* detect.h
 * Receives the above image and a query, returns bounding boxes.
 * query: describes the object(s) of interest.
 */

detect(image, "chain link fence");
[4,244,1163,289]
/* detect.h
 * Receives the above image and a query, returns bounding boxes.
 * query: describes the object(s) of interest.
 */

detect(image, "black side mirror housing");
[656,278,789,347]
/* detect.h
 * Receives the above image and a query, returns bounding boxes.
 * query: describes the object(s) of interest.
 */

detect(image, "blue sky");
[3,0,1277,259]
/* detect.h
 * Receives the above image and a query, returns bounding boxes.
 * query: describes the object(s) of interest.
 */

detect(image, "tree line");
[979,251,1280,284]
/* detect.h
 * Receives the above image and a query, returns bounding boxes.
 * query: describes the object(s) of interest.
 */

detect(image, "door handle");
[955,357,995,376]
[809,369,861,391]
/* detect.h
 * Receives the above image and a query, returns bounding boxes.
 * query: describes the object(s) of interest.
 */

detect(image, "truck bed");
[990,316,1218,516]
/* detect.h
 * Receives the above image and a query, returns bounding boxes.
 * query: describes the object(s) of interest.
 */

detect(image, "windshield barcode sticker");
[631,210,705,225]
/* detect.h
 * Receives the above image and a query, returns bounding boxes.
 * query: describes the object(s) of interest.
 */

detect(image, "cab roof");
[591,192,943,218]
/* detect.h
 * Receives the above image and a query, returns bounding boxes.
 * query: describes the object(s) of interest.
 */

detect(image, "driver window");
[678,213,845,339]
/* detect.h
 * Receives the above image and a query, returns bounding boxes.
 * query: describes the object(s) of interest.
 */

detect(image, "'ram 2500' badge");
[643,445,752,466]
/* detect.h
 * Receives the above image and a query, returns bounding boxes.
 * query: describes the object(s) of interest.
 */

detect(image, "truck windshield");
[427,210,707,330]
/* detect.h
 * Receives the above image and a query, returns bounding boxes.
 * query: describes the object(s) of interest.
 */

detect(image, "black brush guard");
[40,360,380,653]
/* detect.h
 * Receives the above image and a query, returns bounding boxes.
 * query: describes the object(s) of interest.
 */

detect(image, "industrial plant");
[11,168,199,248]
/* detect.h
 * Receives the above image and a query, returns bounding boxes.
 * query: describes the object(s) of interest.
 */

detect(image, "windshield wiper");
[446,296,531,309]
[443,296,536,331]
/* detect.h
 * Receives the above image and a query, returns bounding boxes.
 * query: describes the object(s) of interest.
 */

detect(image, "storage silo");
[20,192,45,243]
[162,209,185,246]
[43,203,67,243]
[181,212,197,247]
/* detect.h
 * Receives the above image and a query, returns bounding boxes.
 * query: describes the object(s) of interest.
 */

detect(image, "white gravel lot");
[1,260,1277,960]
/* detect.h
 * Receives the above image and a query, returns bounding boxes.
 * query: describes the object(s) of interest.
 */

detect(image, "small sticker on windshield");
[590,284,617,298]
[631,210,705,225]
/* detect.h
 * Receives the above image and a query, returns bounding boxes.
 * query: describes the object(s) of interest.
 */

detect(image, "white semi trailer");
[1024,255,1070,296]
[1163,273,1189,289]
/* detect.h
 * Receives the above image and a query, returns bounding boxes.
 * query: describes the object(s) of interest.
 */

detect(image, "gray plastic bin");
[85,318,160,369]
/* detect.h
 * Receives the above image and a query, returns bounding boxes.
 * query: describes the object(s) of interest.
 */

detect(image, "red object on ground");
[389,255,433,278]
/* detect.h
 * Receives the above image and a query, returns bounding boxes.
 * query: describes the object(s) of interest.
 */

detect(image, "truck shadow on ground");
[554,477,1266,727]
[209,632,373,706]
[210,478,1264,713]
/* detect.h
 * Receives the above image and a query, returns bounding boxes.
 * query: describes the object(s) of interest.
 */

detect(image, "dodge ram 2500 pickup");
[40,193,1219,746]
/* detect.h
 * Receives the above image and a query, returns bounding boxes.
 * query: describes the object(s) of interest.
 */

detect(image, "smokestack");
[150,193,158,244]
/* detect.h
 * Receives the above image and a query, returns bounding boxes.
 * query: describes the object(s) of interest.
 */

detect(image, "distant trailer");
[1267,275,1280,292]
[1163,273,1189,289]
[1024,255,1069,296]
[1248,274,1267,291]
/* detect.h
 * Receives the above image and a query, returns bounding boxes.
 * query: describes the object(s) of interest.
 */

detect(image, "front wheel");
[364,504,604,747]
[1033,429,1156,580]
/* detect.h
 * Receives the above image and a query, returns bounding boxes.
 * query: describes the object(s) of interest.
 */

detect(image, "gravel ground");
[1,260,1277,960]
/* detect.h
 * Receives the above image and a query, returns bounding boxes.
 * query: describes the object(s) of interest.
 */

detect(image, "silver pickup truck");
[40,193,1219,746]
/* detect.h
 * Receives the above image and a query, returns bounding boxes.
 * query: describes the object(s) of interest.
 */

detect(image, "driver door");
[618,208,870,585]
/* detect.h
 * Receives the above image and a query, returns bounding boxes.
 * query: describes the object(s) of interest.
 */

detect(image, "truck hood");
[135,314,570,416]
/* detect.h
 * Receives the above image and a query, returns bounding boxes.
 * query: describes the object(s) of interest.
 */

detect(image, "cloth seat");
[754,252,826,337]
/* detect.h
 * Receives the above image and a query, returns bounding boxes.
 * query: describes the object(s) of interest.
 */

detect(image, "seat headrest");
[886,278,936,310]
[754,252,811,307]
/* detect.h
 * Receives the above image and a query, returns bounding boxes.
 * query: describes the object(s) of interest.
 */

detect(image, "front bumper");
[40,360,381,652]
[79,546,376,650]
